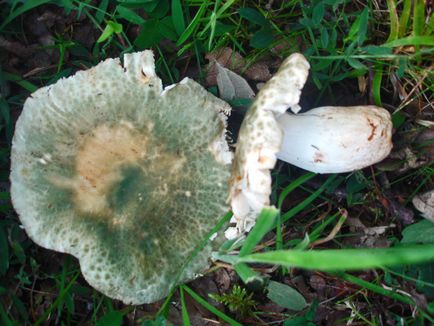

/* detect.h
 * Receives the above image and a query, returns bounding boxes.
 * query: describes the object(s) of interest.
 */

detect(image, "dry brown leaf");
[412,190,434,222]
[205,47,271,86]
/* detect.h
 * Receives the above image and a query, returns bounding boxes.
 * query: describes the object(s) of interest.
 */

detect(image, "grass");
[1,0,433,324]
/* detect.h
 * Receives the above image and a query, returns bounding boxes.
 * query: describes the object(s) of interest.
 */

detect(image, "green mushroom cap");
[11,51,232,304]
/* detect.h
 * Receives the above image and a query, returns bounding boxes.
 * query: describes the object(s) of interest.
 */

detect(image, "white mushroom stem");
[276,106,393,173]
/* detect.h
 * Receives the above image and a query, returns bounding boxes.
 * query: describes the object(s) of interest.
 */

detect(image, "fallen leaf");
[205,47,271,86]
[412,190,434,222]
[266,280,307,311]
[216,62,255,101]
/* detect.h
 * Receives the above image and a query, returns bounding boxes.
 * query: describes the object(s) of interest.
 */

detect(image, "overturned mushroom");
[227,53,393,238]
[11,51,232,304]
[11,51,393,303]
[228,53,310,238]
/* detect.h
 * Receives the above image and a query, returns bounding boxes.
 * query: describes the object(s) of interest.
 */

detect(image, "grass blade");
[334,272,413,305]
[237,244,434,271]
[2,72,38,92]
[239,207,278,256]
[398,0,412,37]
[386,0,399,42]
[280,174,338,223]
[176,2,207,46]
[384,36,434,47]
[171,0,186,36]
[181,285,243,326]
[234,263,263,285]
[278,172,316,209]
[413,0,425,37]
[34,271,80,326]
[179,287,191,326]
[372,63,383,106]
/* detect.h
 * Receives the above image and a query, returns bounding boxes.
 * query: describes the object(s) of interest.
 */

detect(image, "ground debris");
[412,190,434,222]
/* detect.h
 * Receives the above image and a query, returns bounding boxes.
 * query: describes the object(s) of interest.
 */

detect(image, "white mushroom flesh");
[276,106,393,173]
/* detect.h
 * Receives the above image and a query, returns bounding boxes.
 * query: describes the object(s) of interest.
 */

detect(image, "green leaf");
[373,63,383,106]
[345,8,368,45]
[357,8,369,45]
[386,0,399,42]
[299,18,314,28]
[11,241,25,264]
[238,244,434,270]
[413,0,425,37]
[182,285,243,326]
[250,26,274,49]
[96,0,109,24]
[427,301,434,314]
[398,0,412,37]
[116,5,145,24]
[391,111,406,129]
[346,57,368,71]
[0,225,9,276]
[176,1,206,45]
[171,0,185,35]
[320,28,329,49]
[384,35,434,47]
[110,21,123,33]
[361,45,393,55]
[97,24,113,43]
[2,72,37,92]
[97,21,123,43]
[312,3,325,26]
[234,263,264,285]
[401,220,434,244]
[146,0,169,19]
[95,310,124,326]
[160,16,178,41]
[238,8,268,26]
[134,19,162,48]
[266,281,307,311]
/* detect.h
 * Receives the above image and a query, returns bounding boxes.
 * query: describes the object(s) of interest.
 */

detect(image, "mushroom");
[10,51,393,303]
[11,51,233,304]
[276,105,393,173]
[227,53,392,238]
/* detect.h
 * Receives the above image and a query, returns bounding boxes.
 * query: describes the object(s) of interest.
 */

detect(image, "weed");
[209,285,257,318]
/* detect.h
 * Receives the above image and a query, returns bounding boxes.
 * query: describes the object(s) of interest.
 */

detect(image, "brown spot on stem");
[313,151,324,163]
[367,118,377,141]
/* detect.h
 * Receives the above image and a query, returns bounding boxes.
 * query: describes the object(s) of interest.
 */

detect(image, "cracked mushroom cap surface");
[11,51,232,304]
[227,53,310,239]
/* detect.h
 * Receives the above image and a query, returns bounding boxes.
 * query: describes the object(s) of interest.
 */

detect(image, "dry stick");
[23,65,57,78]
[310,208,348,247]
